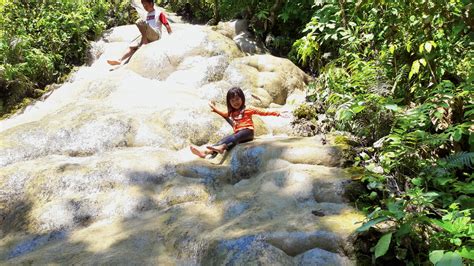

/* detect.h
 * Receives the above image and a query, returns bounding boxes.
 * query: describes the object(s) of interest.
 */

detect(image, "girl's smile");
[229,95,243,110]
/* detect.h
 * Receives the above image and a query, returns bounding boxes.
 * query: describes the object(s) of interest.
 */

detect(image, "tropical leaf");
[374,233,392,259]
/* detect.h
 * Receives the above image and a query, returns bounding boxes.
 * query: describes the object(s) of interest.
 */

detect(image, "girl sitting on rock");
[190,87,286,158]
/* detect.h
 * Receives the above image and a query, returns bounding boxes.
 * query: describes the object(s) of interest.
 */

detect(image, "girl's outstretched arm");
[248,107,280,117]
[209,101,234,127]
[209,101,228,118]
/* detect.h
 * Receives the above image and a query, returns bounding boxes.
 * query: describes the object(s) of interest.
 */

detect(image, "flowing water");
[0,6,364,265]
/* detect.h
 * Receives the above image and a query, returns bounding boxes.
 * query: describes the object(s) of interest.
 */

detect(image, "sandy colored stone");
[0,9,363,265]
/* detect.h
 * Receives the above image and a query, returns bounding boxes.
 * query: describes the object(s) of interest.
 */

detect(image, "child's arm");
[249,107,280,117]
[165,23,172,34]
[159,13,172,34]
[209,101,228,118]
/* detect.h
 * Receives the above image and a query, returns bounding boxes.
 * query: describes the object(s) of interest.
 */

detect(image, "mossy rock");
[293,102,317,120]
[329,133,359,165]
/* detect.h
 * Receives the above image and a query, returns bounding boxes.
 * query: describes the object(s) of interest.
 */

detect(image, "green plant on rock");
[292,102,317,120]
[292,0,473,264]
[334,93,395,145]
[0,0,133,116]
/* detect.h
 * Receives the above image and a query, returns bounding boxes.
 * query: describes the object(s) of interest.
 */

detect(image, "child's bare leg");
[107,59,121,65]
[190,145,212,158]
[141,35,149,45]
[120,47,137,61]
[107,47,138,65]
[137,24,149,45]
[206,144,227,154]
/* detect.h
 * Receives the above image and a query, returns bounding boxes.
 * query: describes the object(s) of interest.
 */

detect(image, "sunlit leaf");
[369,191,377,199]
[384,104,398,111]
[457,247,474,260]
[425,42,433,53]
[436,252,462,266]
[430,250,444,264]
[419,43,425,54]
[409,60,420,79]
[411,178,423,186]
[419,58,427,67]
[389,44,395,54]
[374,233,392,259]
[352,105,365,113]
[356,216,389,232]
[451,238,462,246]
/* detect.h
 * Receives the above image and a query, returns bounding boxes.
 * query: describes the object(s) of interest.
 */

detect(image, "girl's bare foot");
[206,144,226,154]
[190,146,207,158]
[107,59,121,66]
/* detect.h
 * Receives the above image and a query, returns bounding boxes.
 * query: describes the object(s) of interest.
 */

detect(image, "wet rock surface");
[0,6,363,265]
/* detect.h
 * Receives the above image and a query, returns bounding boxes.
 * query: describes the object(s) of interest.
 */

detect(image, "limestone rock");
[203,236,294,266]
[213,19,249,39]
[126,25,243,81]
[0,10,364,265]
[103,25,140,43]
[224,55,310,107]
[295,248,354,266]
[233,31,267,55]
[212,19,266,55]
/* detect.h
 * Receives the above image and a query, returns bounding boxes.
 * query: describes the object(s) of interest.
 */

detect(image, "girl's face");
[229,95,243,110]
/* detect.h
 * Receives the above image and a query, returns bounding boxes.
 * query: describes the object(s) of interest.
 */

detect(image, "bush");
[292,0,473,264]
[0,0,133,115]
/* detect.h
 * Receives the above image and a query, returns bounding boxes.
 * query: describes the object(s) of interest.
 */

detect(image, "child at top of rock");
[190,87,288,158]
[107,0,172,66]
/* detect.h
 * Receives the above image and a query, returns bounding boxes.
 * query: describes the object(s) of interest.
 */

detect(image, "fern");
[442,152,474,170]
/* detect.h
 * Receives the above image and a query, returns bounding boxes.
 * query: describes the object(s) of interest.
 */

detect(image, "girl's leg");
[206,135,232,158]
[206,144,227,154]
[190,131,239,158]
[190,145,213,158]
[208,135,233,153]
[207,129,254,153]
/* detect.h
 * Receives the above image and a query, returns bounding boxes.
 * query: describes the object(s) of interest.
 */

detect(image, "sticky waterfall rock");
[0,8,363,265]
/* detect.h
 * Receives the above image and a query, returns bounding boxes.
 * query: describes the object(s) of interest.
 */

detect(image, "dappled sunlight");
[318,210,365,235]
[71,219,126,253]
[0,137,364,263]
[0,4,361,264]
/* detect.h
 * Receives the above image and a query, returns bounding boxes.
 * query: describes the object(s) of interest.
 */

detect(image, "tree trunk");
[338,0,347,28]
[267,0,285,32]
[213,0,220,24]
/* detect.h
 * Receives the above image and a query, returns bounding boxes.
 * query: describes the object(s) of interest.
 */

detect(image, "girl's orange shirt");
[229,108,280,133]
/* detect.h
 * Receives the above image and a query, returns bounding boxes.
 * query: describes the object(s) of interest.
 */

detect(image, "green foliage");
[332,93,394,144]
[164,0,213,23]
[292,102,317,120]
[353,84,473,264]
[0,0,133,115]
[293,0,473,264]
[374,232,392,259]
[164,0,314,55]
[107,0,137,27]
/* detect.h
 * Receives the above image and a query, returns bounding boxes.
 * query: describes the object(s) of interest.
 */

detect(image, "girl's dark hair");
[143,0,154,4]
[226,87,245,115]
